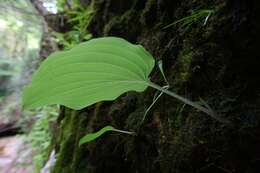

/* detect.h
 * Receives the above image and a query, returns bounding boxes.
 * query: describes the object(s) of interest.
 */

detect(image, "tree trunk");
[50,0,260,173]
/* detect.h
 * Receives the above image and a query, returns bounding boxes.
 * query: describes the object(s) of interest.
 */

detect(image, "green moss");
[52,110,75,173]
[70,114,90,173]
[170,49,194,91]
[177,50,193,82]
[52,109,90,173]
[140,0,157,26]
[49,0,260,172]
[103,16,121,35]
[103,9,137,36]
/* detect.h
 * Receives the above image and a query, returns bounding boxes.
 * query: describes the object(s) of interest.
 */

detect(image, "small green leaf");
[22,37,155,110]
[79,125,115,146]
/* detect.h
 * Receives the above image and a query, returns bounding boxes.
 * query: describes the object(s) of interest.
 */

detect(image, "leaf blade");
[22,37,155,110]
[79,125,115,146]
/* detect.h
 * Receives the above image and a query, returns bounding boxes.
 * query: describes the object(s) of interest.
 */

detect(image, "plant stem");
[142,85,169,122]
[112,128,136,135]
[148,82,229,124]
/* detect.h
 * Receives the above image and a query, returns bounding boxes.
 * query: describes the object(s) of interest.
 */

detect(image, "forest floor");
[0,94,33,173]
[0,136,33,173]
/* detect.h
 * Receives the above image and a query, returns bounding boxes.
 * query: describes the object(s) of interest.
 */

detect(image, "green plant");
[22,37,228,144]
[22,37,215,116]
[164,9,213,29]
[26,106,58,173]
[53,2,94,49]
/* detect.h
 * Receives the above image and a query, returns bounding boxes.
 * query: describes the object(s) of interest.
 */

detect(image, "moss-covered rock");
[50,0,260,172]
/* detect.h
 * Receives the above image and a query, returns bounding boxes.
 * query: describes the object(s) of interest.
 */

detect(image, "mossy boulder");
[50,0,260,172]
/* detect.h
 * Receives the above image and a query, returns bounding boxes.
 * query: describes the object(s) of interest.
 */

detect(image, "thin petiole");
[142,60,170,122]
[111,128,136,135]
[142,85,169,122]
[147,81,229,124]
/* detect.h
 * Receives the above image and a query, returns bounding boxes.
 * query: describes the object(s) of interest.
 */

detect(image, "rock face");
[51,0,260,173]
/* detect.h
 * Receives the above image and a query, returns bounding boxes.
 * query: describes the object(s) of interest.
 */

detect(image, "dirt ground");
[0,136,33,173]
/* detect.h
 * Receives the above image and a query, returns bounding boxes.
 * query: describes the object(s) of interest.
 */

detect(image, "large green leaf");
[22,37,155,110]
